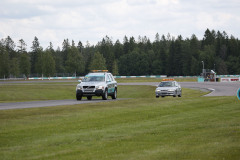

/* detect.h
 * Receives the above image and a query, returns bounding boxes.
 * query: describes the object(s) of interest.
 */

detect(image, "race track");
[0,81,239,110]
[119,82,240,97]
[0,99,122,110]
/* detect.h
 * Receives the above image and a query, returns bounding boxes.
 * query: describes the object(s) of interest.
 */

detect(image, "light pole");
[201,61,204,71]
[201,61,205,77]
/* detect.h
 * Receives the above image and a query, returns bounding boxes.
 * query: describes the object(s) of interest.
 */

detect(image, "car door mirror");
[78,80,82,83]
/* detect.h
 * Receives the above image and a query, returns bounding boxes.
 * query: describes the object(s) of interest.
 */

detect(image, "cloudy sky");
[0,0,239,50]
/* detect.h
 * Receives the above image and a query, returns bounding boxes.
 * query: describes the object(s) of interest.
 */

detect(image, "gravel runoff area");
[0,81,239,110]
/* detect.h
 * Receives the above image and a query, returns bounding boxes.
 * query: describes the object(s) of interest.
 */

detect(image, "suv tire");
[111,88,117,99]
[102,89,108,100]
[76,94,82,101]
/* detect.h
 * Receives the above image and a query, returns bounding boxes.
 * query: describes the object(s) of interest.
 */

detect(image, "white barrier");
[28,77,80,80]
[221,77,240,82]
[114,75,167,78]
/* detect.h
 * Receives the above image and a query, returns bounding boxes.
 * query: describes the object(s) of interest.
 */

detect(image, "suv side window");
[109,74,115,81]
[107,74,112,82]
[176,82,179,87]
[109,74,114,81]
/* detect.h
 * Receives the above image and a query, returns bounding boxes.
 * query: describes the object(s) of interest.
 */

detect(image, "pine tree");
[0,41,9,78]
[65,45,85,75]
[112,60,119,76]
[89,52,107,70]
[19,53,30,78]
[30,37,41,74]
[42,50,55,77]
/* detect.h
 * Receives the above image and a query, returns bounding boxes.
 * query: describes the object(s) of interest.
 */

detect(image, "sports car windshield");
[159,82,175,87]
[82,76,105,82]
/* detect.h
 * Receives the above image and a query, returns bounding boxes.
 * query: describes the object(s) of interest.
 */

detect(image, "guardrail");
[220,77,240,82]
[217,75,240,77]
[28,77,79,80]
[115,75,167,78]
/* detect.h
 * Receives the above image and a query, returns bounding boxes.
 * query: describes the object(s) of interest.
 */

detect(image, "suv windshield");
[159,82,174,87]
[82,75,105,82]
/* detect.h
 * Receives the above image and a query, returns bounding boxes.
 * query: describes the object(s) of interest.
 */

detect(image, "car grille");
[160,90,174,95]
[83,86,95,92]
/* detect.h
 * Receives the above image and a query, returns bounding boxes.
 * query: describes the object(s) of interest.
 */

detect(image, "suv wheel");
[112,89,117,99]
[102,89,108,100]
[76,94,82,101]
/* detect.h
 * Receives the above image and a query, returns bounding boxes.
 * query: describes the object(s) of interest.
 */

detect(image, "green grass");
[0,83,202,102]
[0,84,239,160]
[0,84,76,102]
[0,84,155,102]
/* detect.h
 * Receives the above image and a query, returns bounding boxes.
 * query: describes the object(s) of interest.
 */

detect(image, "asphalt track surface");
[0,81,239,110]
[0,99,121,110]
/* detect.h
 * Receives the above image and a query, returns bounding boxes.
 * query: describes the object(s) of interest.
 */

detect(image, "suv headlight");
[156,89,160,92]
[76,85,82,90]
[96,86,104,90]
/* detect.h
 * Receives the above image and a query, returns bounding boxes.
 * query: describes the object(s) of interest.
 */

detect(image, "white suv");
[76,70,117,100]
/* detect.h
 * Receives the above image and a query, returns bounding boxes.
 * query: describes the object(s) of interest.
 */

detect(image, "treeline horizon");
[0,28,240,78]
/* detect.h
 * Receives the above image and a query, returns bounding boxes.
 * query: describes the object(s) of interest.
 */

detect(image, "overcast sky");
[0,0,239,50]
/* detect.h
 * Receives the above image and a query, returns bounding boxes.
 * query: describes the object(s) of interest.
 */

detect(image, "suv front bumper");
[76,89,104,97]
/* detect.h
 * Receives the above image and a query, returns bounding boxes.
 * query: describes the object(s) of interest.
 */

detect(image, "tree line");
[0,29,239,78]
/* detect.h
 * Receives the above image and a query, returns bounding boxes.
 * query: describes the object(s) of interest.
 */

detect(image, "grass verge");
[0,84,75,102]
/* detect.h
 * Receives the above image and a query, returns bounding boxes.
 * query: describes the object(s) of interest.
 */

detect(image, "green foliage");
[19,53,30,77]
[42,50,56,77]
[98,36,114,72]
[9,57,19,77]
[65,45,85,75]
[0,44,9,78]
[30,36,41,74]
[112,60,119,76]
[35,49,44,75]
[0,29,240,78]
[89,52,107,70]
